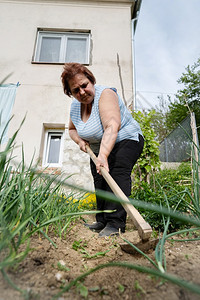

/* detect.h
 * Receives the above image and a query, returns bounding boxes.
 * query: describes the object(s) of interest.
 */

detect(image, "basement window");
[43,130,64,167]
[33,30,90,64]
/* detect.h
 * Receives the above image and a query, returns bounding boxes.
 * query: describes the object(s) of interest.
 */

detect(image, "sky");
[134,0,200,111]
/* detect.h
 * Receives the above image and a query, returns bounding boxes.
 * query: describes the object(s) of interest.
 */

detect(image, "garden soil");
[0,215,200,300]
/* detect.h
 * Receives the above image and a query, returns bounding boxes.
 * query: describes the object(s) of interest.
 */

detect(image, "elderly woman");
[61,63,144,237]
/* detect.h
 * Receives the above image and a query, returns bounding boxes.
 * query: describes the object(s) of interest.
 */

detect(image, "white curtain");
[0,84,17,144]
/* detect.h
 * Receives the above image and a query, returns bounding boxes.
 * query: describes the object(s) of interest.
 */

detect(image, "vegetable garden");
[0,119,200,300]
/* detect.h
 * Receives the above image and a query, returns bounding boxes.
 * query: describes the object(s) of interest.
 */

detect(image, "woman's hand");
[78,139,89,153]
[96,153,109,175]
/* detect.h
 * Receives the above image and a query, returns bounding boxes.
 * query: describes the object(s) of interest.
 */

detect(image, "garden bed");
[1,215,200,300]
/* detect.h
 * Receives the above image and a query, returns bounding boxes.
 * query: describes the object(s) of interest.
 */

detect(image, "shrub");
[132,110,161,184]
[130,162,192,231]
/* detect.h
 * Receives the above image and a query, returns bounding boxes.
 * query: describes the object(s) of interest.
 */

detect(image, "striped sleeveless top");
[70,85,143,153]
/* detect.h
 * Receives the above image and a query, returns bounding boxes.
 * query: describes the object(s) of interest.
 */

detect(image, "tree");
[166,58,200,139]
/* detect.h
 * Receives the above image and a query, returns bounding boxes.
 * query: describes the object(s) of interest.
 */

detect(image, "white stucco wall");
[0,0,134,190]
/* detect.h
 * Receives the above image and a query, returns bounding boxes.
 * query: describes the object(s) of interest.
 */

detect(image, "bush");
[130,162,192,232]
[132,110,161,183]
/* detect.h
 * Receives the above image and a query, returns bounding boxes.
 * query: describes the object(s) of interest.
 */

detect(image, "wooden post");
[190,112,200,191]
[191,113,200,168]
[191,113,199,163]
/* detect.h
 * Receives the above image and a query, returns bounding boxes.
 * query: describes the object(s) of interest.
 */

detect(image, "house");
[0,0,142,190]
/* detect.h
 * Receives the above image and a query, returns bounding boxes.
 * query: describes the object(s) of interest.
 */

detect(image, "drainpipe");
[131,0,142,111]
[131,18,137,111]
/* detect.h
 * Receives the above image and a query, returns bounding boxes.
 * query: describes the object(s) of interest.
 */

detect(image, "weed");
[185,254,190,260]
[76,282,88,299]
[82,250,110,259]
[88,286,100,292]
[80,263,89,272]
[72,239,109,259]
[117,282,125,293]
[57,261,70,272]
[100,287,109,295]
[72,239,86,251]
[134,280,145,294]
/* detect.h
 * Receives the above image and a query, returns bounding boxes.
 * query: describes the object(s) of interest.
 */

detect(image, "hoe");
[86,145,159,254]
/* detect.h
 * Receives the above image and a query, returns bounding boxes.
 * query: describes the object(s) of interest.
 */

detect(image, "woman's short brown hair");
[61,63,96,97]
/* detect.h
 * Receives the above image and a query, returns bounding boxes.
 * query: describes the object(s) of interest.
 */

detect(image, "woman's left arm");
[97,89,121,173]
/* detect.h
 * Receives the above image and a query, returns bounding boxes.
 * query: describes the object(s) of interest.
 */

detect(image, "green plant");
[54,259,200,299]
[76,282,88,299]
[134,280,146,295]
[72,239,87,251]
[130,162,192,231]
[132,110,161,184]
[166,57,200,140]
[54,145,200,299]
[117,283,125,293]
[57,261,70,272]
[0,119,98,297]
[72,239,109,259]
[1,114,200,300]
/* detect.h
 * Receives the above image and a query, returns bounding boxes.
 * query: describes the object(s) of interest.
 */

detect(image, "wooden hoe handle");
[86,145,152,241]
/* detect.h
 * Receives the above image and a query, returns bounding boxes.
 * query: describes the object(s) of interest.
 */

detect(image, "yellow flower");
[78,193,97,210]
[58,192,97,210]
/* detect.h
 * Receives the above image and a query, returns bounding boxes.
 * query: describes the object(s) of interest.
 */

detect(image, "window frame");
[33,29,91,64]
[42,129,64,168]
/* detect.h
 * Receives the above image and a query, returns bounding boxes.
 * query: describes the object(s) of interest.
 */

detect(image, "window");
[43,130,64,167]
[33,30,90,64]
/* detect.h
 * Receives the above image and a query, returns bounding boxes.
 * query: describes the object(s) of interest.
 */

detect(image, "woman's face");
[68,73,95,104]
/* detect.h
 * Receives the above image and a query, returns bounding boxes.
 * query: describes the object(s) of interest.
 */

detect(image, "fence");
[159,113,199,162]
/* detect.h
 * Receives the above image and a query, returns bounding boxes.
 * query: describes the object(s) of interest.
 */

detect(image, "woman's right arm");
[68,117,88,152]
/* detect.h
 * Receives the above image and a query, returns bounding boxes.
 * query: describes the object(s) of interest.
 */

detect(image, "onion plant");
[0,120,98,296]
[55,139,200,299]
[54,187,200,299]
[1,116,200,299]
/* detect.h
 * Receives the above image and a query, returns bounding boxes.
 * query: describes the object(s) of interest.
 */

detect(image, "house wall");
[0,0,134,191]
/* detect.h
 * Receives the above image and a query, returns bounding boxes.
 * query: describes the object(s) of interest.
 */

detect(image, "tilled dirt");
[0,216,200,300]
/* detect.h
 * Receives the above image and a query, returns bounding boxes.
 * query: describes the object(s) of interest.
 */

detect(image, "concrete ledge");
[161,162,182,170]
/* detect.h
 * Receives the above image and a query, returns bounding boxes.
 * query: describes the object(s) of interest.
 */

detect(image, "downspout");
[131,0,142,111]
[131,18,137,111]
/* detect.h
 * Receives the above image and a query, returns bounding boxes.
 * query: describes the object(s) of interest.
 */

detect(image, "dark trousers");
[90,135,144,229]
